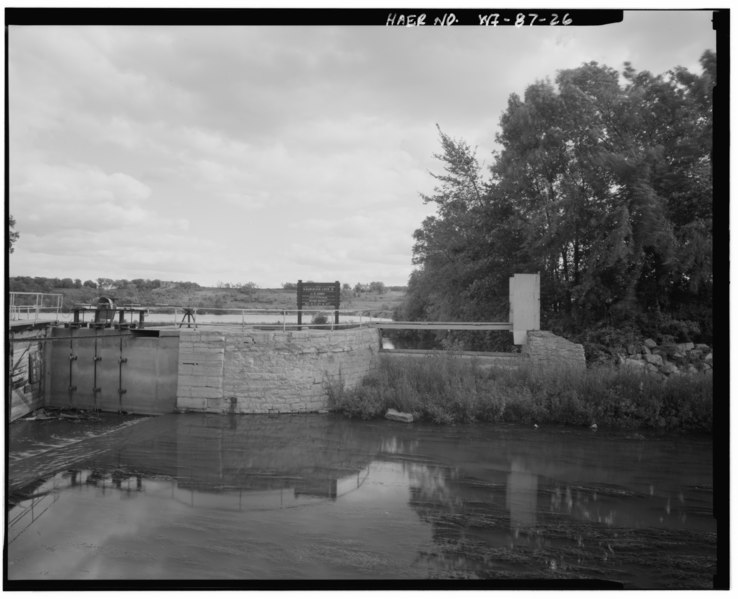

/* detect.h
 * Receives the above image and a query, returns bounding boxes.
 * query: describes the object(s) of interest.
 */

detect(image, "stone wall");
[618,339,712,376]
[522,330,586,372]
[176,326,380,414]
[9,326,50,422]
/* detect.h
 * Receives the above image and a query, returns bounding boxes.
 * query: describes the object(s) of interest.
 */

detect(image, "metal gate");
[48,328,179,414]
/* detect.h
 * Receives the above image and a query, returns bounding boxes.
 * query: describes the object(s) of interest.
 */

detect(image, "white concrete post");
[509,273,540,345]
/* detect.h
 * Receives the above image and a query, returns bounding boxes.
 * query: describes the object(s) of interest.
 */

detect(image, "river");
[6,413,717,588]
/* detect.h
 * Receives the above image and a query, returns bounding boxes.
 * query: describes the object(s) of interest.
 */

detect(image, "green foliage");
[328,355,712,432]
[403,53,714,347]
[8,214,19,253]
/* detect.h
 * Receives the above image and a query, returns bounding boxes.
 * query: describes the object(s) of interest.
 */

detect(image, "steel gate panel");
[120,332,179,414]
[69,332,96,409]
[48,330,74,407]
[94,332,124,412]
[48,329,93,409]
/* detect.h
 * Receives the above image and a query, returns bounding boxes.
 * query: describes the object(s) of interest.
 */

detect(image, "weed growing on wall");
[326,354,713,432]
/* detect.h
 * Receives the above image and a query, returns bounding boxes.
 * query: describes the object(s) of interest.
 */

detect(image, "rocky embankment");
[616,339,712,376]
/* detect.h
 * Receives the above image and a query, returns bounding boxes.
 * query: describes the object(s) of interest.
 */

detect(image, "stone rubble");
[616,338,713,377]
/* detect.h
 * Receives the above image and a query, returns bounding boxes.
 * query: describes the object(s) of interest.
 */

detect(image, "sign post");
[296,280,341,330]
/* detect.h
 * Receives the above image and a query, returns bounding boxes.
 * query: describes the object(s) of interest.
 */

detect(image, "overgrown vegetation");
[327,354,713,432]
[400,53,714,349]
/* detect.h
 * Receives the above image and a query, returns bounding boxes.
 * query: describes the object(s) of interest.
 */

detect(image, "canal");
[6,413,716,587]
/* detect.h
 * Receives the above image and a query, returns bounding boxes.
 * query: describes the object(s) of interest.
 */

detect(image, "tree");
[405,126,508,323]
[491,56,713,332]
[8,215,19,253]
[403,53,714,343]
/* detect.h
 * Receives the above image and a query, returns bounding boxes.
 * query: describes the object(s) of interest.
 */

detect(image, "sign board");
[296,280,341,327]
[297,281,341,308]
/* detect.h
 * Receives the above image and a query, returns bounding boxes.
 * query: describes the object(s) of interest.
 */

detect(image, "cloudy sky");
[8,8,716,288]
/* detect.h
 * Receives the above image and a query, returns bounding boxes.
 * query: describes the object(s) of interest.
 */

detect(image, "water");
[7,413,716,587]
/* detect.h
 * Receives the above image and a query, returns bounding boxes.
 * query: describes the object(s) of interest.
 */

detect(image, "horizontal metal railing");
[368,321,512,331]
[8,296,512,337]
[142,307,393,331]
[9,292,64,323]
[367,320,516,354]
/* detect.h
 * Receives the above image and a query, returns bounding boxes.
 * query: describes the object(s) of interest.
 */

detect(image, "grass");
[327,354,713,432]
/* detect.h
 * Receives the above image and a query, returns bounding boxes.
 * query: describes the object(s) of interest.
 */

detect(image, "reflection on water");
[7,414,716,587]
[507,458,538,529]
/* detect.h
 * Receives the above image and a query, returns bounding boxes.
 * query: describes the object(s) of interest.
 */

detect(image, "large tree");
[404,52,714,343]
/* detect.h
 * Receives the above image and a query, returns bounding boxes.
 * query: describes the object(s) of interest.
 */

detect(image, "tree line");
[400,53,714,347]
[282,281,402,294]
[9,276,200,294]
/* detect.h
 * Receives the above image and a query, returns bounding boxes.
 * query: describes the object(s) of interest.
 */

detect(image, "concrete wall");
[522,330,586,372]
[177,327,380,414]
[9,326,50,422]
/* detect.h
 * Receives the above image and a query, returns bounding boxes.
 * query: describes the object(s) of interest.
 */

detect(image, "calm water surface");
[7,413,716,587]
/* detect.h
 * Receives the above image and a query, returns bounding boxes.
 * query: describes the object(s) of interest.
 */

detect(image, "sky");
[7,7,717,289]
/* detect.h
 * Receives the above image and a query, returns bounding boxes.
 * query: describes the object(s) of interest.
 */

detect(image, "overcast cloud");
[8,9,716,288]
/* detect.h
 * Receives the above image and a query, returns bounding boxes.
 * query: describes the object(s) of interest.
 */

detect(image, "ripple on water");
[6,415,717,587]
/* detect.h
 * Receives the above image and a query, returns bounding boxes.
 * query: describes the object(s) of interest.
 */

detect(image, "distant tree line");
[8,276,200,294]
[400,53,714,346]
[283,281,403,294]
[215,281,258,290]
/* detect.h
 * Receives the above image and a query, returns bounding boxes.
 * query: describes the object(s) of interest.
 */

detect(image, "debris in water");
[22,408,101,422]
[385,409,413,423]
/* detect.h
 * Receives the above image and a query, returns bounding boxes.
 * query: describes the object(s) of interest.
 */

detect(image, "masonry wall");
[9,326,50,422]
[522,330,586,372]
[176,326,380,414]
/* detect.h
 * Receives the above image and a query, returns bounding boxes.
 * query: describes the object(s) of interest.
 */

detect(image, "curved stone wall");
[176,326,380,414]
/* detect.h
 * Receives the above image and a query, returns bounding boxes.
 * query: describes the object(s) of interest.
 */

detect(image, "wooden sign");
[297,281,340,307]
[296,280,340,327]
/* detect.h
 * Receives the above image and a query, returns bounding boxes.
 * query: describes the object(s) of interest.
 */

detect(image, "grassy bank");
[327,354,713,432]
